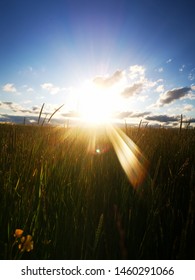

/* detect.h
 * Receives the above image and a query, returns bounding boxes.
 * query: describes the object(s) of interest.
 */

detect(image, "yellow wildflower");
[14,229,24,238]
[18,235,34,252]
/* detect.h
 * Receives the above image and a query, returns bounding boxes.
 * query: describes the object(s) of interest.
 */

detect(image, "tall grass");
[0,123,195,259]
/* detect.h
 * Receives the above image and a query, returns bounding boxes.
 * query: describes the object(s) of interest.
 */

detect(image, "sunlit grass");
[0,123,195,259]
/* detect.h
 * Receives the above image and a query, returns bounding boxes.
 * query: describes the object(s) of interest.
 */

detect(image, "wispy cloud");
[93,70,124,87]
[121,83,143,98]
[61,111,80,118]
[166,58,172,63]
[2,101,13,107]
[158,67,163,73]
[1,101,21,112]
[146,114,178,123]
[131,111,151,118]
[41,83,60,94]
[156,86,193,106]
[1,101,33,113]
[137,95,148,102]
[27,87,34,92]
[114,64,159,99]
[129,65,145,80]
[188,68,195,81]
[32,106,41,112]
[18,66,40,77]
[183,104,193,112]
[2,83,17,93]
[115,111,150,119]
[179,65,185,72]
[0,101,59,117]
[115,112,132,119]
[155,84,164,93]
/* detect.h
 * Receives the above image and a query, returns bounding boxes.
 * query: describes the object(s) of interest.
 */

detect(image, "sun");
[79,91,112,124]
[77,81,119,124]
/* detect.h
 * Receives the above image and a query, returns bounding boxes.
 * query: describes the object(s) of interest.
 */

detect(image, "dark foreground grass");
[0,123,195,259]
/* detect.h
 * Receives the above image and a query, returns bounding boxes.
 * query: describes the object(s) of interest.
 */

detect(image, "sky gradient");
[1,0,195,126]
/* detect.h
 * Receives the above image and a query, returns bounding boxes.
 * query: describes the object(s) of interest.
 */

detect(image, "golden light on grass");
[80,122,148,188]
[106,124,148,188]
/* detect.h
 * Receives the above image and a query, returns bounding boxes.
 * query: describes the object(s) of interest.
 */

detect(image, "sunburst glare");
[72,123,149,188]
[106,124,148,188]
[76,80,122,124]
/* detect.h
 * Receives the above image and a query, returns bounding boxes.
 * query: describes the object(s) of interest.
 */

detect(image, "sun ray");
[106,124,148,188]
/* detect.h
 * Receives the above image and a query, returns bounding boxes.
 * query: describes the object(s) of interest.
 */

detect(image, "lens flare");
[106,124,148,188]
[86,127,110,155]
[61,123,148,188]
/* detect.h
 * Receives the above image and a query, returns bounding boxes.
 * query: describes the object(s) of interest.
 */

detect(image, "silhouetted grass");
[0,123,195,259]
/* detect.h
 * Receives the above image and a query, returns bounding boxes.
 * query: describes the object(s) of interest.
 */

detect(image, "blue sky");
[0,0,195,126]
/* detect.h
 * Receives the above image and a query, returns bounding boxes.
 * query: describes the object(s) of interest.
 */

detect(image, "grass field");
[0,123,195,259]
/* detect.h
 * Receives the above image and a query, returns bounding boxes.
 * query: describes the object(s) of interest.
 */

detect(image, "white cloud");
[22,100,32,104]
[146,114,178,123]
[155,85,164,93]
[137,95,148,102]
[121,83,143,98]
[188,68,195,81]
[127,65,158,92]
[129,65,145,80]
[18,66,38,76]
[157,86,192,106]
[41,83,60,95]
[166,58,172,63]
[27,87,34,92]
[2,83,17,93]
[179,65,185,72]
[158,67,163,73]
[1,101,25,113]
[143,79,157,89]
[93,70,124,87]
[183,104,193,112]
[28,66,33,72]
